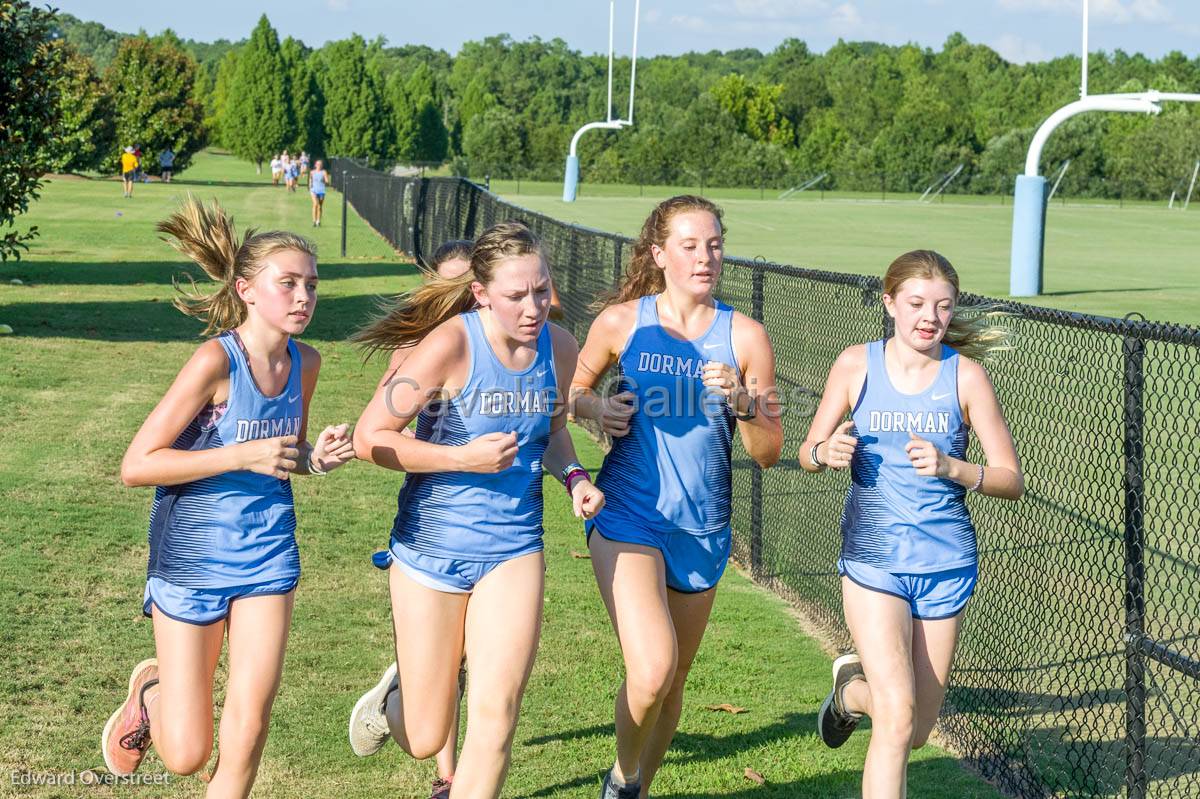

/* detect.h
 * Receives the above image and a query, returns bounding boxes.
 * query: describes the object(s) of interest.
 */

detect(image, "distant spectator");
[120,146,138,198]
[271,154,283,186]
[159,148,175,183]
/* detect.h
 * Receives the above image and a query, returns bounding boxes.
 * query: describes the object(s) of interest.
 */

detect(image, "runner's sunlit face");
[652,210,723,301]
[238,250,319,335]
[884,277,955,353]
[472,253,552,343]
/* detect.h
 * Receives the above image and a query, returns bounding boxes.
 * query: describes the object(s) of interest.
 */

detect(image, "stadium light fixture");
[562,0,640,202]
[1010,0,1200,296]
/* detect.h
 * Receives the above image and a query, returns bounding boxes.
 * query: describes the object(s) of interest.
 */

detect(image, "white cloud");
[670,14,712,32]
[997,0,1170,24]
[728,0,830,19]
[830,2,863,31]
[992,33,1052,63]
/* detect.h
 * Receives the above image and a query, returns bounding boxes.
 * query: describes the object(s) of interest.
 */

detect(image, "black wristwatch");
[732,391,757,421]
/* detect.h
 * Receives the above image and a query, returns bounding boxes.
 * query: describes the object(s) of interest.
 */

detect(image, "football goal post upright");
[1009,2,1200,296]
[563,0,640,202]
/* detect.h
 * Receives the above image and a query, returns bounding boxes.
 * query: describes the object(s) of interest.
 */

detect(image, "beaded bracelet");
[308,453,328,476]
[968,463,984,492]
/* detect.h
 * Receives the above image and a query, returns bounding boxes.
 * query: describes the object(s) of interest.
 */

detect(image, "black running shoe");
[600,768,641,799]
[817,652,865,748]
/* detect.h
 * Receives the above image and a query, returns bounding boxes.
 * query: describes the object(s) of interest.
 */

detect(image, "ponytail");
[882,249,1011,362]
[597,194,724,310]
[159,197,315,336]
[353,221,542,357]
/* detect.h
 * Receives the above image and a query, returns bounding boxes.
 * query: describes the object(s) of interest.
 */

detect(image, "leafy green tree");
[281,37,323,155]
[208,49,239,148]
[105,34,205,175]
[46,45,116,173]
[318,35,393,167]
[462,106,524,177]
[0,0,67,260]
[224,16,294,171]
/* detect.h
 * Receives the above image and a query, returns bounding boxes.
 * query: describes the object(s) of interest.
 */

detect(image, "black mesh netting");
[331,160,1199,799]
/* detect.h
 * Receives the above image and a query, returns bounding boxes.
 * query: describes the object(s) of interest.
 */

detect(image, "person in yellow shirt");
[120,147,139,198]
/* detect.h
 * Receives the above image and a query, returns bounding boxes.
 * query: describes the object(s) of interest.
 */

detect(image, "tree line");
[39,10,1200,199]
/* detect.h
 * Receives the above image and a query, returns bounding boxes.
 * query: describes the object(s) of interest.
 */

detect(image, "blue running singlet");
[309,170,326,195]
[390,311,557,560]
[147,331,303,589]
[590,295,737,537]
[840,339,975,572]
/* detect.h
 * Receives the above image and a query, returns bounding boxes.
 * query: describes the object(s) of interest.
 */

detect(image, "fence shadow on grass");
[1,260,418,288]
[1,294,399,344]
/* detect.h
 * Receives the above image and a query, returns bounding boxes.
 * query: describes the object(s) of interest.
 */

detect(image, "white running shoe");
[348,661,398,756]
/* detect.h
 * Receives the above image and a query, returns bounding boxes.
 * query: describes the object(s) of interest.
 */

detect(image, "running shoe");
[600,768,641,799]
[101,658,159,775]
[817,652,865,748]
[349,661,398,756]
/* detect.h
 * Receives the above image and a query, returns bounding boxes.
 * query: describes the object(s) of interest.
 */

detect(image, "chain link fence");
[331,159,1200,798]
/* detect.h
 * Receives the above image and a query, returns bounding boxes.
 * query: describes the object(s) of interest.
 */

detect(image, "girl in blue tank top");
[347,222,603,798]
[101,199,355,791]
[308,159,328,227]
[571,196,783,798]
[800,250,1023,797]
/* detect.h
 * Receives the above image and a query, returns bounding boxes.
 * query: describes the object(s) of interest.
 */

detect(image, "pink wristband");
[564,468,589,494]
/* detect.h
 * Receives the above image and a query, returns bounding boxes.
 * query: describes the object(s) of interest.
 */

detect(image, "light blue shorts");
[143,575,298,626]
[586,519,731,593]
[372,538,540,594]
[838,558,977,620]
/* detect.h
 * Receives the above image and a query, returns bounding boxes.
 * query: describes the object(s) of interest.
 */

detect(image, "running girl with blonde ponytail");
[347,221,603,799]
[101,198,355,794]
[572,195,783,799]
[799,249,1023,799]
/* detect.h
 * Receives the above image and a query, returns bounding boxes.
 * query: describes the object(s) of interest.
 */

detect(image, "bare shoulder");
[188,338,231,379]
[591,300,637,338]
[548,322,580,359]
[413,314,469,358]
[295,340,322,373]
[956,354,994,390]
[730,309,769,341]
[833,343,868,372]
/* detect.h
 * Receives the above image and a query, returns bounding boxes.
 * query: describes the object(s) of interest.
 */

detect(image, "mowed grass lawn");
[488,179,1200,327]
[0,151,1000,797]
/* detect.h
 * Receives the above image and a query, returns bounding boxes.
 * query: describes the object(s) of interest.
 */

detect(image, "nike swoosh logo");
[535,368,548,379]
[703,342,721,349]
[931,391,951,401]
[288,392,302,402]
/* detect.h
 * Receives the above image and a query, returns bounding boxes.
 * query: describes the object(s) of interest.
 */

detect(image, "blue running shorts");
[586,519,731,593]
[838,557,977,620]
[143,575,298,626]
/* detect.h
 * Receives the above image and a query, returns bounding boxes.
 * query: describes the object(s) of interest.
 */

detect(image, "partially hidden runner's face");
[436,257,471,280]
[884,277,956,354]
[472,252,552,344]
[652,209,724,301]
[237,249,319,336]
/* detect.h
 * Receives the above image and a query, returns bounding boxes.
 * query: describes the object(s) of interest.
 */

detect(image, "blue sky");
[53,1,1200,64]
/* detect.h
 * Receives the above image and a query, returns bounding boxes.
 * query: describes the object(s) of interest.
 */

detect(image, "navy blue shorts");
[839,558,977,620]
[143,575,298,626]
[586,519,731,593]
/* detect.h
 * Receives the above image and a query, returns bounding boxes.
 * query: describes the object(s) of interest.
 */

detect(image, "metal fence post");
[413,177,430,265]
[340,171,349,258]
[750,262,765,579]
[1122,332,1148,799]
[612,240,623,288]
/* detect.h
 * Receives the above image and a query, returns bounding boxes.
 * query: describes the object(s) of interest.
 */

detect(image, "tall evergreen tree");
[224,15,294,172]
[281,37,323,156]
[319,35,392,167]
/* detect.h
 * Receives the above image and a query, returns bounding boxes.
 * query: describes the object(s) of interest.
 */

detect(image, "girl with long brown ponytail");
[799,250,1023,798]
[347,221,603,799]
[100,198,355,793]
[570,195,784,798]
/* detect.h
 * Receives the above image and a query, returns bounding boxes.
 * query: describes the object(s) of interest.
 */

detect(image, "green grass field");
[485,178,1200,327]
[0,151,1002,797]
